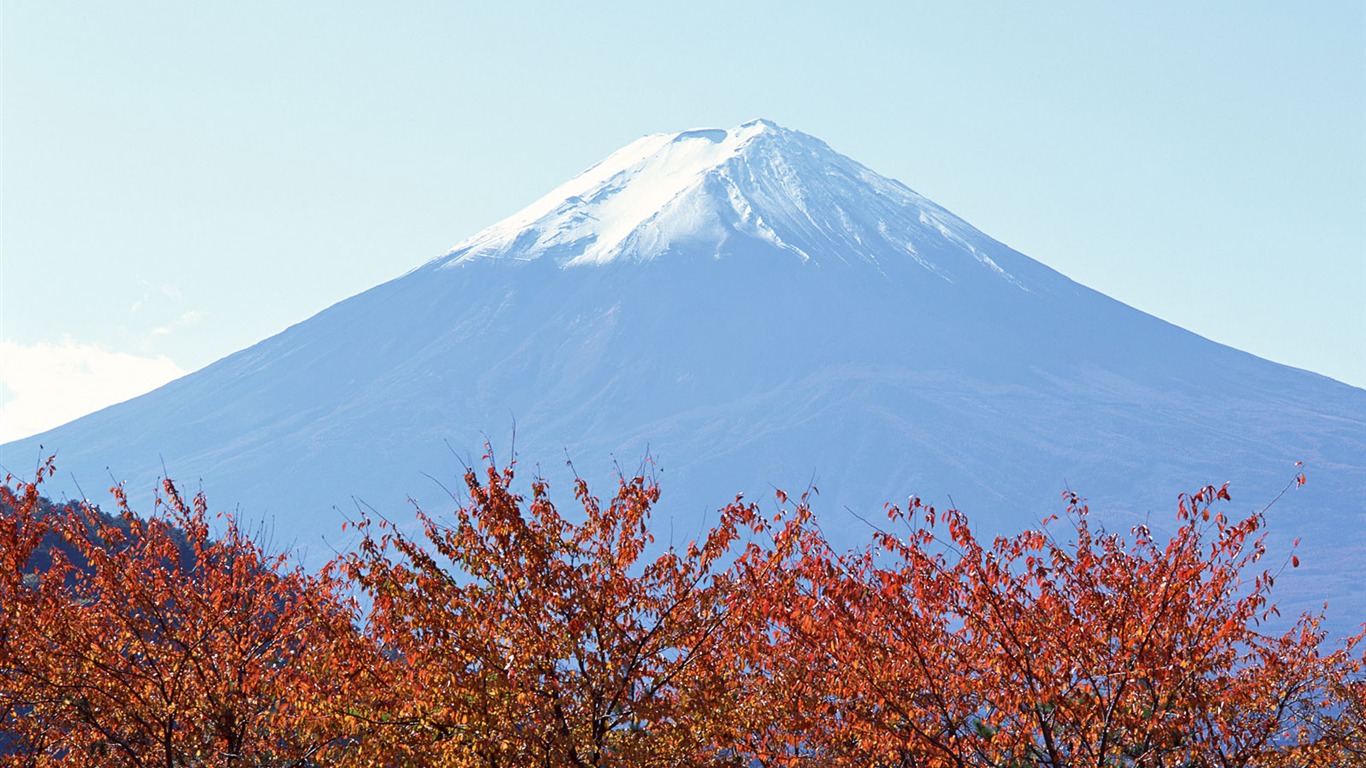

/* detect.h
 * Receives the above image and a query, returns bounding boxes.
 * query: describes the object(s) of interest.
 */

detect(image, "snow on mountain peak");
[437,120,1014,281]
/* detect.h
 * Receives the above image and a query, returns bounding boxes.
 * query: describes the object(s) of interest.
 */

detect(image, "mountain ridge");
[4,119,1361,633]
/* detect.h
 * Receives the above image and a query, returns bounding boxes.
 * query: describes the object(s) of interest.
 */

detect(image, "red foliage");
[739,481,1366,766]
[339,457,762,766]
[3,457,1361,766]
[1,468,370,766]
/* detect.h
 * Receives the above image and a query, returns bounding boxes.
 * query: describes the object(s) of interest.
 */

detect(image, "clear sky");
[3,2,1363,442]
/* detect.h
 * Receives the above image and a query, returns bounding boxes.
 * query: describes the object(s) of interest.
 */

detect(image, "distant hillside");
[4,494,193,582]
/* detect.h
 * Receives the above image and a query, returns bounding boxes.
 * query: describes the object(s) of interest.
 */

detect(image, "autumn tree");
[341,456,767,767]
[1,469,375,767]
[1,459,65,760]
[741,478,1366,767]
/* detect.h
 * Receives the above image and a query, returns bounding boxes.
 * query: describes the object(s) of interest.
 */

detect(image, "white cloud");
[0,339,187,443]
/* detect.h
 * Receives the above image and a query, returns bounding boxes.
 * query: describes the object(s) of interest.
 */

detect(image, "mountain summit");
[443,119,1009,281]
[4,121,1362,632]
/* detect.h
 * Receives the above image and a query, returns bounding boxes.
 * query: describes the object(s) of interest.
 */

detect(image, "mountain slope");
[5,120,1362,630]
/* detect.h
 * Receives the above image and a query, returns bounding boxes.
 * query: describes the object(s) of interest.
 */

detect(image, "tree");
[742,479,1366,766]
[1,459,66,760]
[342,456,763,767]
[1,468,371,767]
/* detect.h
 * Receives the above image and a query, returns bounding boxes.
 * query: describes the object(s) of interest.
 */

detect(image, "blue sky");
[3,2,1363,441]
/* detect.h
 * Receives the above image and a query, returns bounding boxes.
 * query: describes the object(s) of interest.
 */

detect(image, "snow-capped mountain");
[4,120,1362,630]
[446,119,1010,277]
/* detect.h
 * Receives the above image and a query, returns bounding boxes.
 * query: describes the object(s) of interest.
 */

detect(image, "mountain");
[4,119,1362,631]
